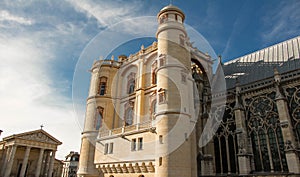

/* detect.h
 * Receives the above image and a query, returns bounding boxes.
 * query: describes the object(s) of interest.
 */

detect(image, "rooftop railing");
[97,121,155,140]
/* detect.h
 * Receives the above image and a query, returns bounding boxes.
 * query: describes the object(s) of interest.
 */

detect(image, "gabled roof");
[223,36,300,89]
[2,129,62,145]
[225,36,300,65]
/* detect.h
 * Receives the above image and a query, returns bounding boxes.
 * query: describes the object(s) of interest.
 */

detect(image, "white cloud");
[0,10,33,25]
[0,0,102,159]
[67,0,143,27]
[0,33,81,159]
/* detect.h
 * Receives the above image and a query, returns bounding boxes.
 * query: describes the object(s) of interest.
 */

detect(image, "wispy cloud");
[67,0,143,27]
[0,10,33,26]
[261,0,300,43]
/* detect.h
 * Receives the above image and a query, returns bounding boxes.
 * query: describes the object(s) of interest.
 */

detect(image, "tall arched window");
[151,61,157,85]
[98,77,107,95]
[213,102,237,174]
[95,107,103,130]
[150,100,157,120]
[127,73,136,94]
[125,102,134,126]
[246,94,288,172]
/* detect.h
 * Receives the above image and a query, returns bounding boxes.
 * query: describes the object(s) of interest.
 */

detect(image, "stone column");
[200,87,215,176]
[44,151,51,177]
[20,146,31,177]
[48,151,56,177]
[1,146,8,177]
[35,148,44,177]
[274,69,300,173]
[4,145,17,177]
[234,80,252,175]
[134,57,145,124]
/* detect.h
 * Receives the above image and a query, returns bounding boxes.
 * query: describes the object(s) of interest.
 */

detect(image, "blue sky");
[0,0,299,159]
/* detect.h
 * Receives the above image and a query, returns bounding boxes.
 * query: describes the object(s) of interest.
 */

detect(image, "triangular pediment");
[5,129,62,145]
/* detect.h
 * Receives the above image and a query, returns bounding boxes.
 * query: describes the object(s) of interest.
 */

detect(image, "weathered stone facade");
[77,4,300,177]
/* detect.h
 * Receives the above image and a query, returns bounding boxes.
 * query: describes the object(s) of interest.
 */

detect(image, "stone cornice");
[4,138,58,150]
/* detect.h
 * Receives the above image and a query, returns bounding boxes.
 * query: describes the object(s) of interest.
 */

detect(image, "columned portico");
[0,129,62,177]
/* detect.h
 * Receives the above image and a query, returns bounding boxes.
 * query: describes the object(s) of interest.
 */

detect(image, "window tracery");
[286,86,300,144]
[246,93,288,172]
[213,102,238,174]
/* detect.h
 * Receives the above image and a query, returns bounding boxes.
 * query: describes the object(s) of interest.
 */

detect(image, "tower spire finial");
[170,0,173,5]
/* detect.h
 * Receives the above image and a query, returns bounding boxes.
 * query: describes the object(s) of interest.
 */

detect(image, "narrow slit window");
[138,138,143,150]
[104,143,108,154]
[109,143,114,154]
[131,139,136,151]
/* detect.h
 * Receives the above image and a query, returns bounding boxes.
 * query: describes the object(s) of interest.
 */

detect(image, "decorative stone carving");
[147,162,155,172]
[127,164,134,173]
[19,132,57,144]
[284,140,296,152]
[116,164,122,173]
[133,163,141,173]
[280,120,289,128]
[140,162,148,173]
[100,165,107,173]
[121,164,128,173]
[238,144,247,155]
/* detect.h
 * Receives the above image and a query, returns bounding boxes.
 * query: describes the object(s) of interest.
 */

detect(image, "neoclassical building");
[77,4,300,177]
[0,129,62,177]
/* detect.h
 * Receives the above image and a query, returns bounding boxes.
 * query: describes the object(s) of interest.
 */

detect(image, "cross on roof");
[40,125,44,129]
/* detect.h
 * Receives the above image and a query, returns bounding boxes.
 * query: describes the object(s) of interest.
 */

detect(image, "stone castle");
[77,5,300,177]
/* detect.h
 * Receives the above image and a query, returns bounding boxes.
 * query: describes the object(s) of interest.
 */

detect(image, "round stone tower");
[77,60,119,177]
[77,62,101,177]
[155,5,197,177]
